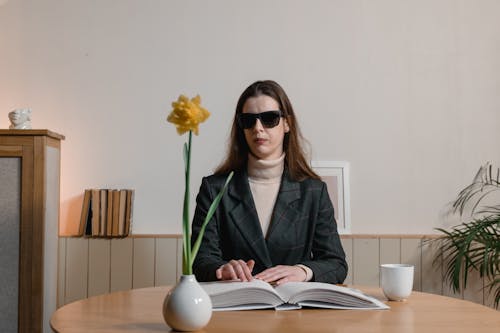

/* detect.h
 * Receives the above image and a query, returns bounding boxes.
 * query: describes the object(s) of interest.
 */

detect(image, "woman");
[191,80,347,285]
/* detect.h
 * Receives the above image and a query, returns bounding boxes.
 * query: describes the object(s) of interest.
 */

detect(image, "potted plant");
[435,162,499,308]
[163,94,233,331]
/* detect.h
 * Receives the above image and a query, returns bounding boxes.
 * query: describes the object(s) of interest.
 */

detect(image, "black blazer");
[191,169,348,283]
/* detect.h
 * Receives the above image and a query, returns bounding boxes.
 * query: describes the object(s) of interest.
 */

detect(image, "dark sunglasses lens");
[238,114,257,129]
[260,112,281,128]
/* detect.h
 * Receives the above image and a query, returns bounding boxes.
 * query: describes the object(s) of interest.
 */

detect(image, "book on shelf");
[117,189,127,236]
[78,188,134,238]
[78,189,92,237]
[124,189,134,237]
[111,190,120,236]
[106,189,114,236]
[200,279,389,311]
[90,189,100,237]
[99,189,107,236]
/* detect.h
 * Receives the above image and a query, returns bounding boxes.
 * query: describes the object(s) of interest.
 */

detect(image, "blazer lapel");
[227,171,273,267]
[266,171,301,240]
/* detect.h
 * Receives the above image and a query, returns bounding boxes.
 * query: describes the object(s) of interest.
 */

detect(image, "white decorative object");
[311,161,351,234]
[8,109,32,129]
[163,274,212,331]
[380,264,414,301]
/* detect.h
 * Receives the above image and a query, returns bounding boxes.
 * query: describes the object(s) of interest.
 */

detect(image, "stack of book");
[78,189,134,237]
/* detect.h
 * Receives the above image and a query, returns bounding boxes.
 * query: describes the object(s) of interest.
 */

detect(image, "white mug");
[380,264,414,301]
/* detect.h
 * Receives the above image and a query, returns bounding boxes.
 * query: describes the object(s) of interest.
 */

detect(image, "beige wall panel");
[132,238,155,288]
[421,238,443,295]
[484,277,497,309]
[379,238,401,287]
[340,238,353,285]
[110,238,133,292]
[155,238,178,286]
[176,239,183,280]
[442,277,463,300]
[57,235,496,309]
[401,238,422,291]
[57,237,66,308]
[64,238,88,304]
[353,239,379,286]
[88,239,111,297]
[380,238,400,265]
[463,269,484,305]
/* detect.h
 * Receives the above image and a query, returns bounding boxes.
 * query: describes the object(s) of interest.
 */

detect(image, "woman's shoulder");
[284,170,325,188]
[202,172,238,187]
[297,177,327,191]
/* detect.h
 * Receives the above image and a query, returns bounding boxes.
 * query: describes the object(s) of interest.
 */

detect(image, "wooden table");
[51,286,500,332]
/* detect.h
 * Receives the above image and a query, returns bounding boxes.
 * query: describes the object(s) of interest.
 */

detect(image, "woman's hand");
[216,259,255,281]
[254,265,306,285]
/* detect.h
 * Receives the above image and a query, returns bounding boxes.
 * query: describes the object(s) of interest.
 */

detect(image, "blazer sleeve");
[191,176,227,281]
[298,181,348,283]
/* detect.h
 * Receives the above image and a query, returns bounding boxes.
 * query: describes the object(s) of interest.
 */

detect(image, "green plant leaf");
[435,214,500,307]
[452,163,500,216]
[190,171,234,268]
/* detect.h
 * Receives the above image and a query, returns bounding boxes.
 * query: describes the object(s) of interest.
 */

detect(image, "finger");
[247,260,255,274]
[263,271,286,283]
[272,267,305,284]
[254,266,281,280]
[275,276,290,286]
[240,259,255,281]
[253,268,269,280]
[216,266,223,280]
[226,262,238,280]
[234,260,251,281]
[230,260,244,281]
[238,260,253,281]
[220,262,237,281]
[256,266,294,283]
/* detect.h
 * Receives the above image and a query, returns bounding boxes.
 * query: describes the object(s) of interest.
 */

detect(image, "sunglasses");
[237,110,284,129]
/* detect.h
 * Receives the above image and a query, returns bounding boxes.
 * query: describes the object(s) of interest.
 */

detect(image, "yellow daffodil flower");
[167,94,210,135]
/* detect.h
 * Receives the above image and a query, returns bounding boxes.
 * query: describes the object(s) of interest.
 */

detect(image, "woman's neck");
[247,153,285,181]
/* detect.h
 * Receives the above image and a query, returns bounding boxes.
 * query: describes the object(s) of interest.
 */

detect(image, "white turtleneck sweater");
[247,153,284,237]
[247,153,313,281]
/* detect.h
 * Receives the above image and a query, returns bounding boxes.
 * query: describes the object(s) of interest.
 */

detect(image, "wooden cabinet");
[0,130,64,333]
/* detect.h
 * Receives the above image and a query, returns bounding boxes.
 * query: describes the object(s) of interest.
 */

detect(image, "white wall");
[1,0,499,235]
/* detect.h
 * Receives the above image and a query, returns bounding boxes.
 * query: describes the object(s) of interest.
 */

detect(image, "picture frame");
[311,161,351,234]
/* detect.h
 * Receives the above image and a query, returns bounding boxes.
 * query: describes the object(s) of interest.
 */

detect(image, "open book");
[200,279,389,311]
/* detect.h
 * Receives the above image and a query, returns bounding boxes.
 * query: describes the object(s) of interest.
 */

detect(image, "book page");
[201,280,284,310]
[275,282,388,309]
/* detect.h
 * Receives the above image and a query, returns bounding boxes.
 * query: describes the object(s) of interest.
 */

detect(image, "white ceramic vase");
[163,274,212,331]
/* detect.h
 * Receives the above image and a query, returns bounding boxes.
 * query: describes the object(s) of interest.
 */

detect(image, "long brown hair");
[215,80,319,181]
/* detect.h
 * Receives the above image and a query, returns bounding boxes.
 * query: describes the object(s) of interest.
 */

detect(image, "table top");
[51,285,500,333]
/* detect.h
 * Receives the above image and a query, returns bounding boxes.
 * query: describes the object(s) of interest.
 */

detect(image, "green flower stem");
[182,131,193,275]
[180,130,232,276]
